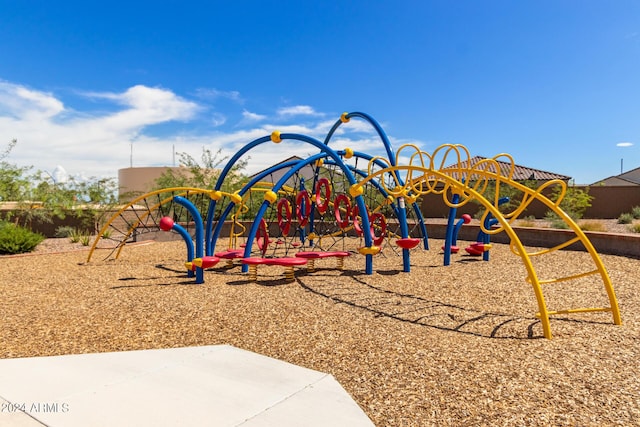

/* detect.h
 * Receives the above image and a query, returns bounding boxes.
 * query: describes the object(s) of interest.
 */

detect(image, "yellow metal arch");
[86,187,239,262]
[352,144,621,339]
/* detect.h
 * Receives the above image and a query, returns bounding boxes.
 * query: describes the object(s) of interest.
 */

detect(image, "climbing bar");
[512,236,583,257]
[525,269,599,285]
[538,307,614,317]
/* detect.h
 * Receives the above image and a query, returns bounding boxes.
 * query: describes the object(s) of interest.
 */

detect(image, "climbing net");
[87,188,212,261]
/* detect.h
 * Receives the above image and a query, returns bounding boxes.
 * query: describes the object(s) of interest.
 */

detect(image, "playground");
[1,112,638,425]
[76,111,622,341]
[1,237,639,425]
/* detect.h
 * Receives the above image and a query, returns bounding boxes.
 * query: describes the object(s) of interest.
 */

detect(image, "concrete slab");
[0,345,374,427]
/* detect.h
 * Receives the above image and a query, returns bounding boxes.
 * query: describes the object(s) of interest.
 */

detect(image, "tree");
[470,179,539,218]
[154,147,249,192]
[547,185,593,220]
[0,138,119,232]
[0,139,31,202]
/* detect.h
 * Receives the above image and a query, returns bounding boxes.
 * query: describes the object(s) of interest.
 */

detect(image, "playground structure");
[88,111,621,339]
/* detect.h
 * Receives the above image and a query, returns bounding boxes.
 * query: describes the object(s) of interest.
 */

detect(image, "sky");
[0,0,639,185]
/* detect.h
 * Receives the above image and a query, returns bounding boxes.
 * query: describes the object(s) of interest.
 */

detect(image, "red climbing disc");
[315,178,331,214]
[369,212,386,246]
[333,193,351,229]
[276,198,292,235]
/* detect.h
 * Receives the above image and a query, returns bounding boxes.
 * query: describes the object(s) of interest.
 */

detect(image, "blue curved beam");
[324,111,396,167]
[174,196,205,284]
[326,150,429,250]
[242,152,328,269]
[204,135,271,250]
[207,158,303,255]
[322,114,428,254]
[231,133,375,274]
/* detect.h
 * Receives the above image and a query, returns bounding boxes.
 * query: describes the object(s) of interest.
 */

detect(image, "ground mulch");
[1,234,639,426]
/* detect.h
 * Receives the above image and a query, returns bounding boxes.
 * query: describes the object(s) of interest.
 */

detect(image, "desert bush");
[546,185,593,221]
[516,215,536,227]
[618,213,634,224]
[631,223,640,233]
[0,221,45,254]
[55,225,76,238]
[68,228,84,243]
[631,206,640,219]
[578,221,607,232]
[544,211,569,229]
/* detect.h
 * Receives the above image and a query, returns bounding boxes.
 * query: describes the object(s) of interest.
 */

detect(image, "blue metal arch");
[208,133,377,274]
[322,150,429,251]
[206,158,303,255]
[324,112,397,167]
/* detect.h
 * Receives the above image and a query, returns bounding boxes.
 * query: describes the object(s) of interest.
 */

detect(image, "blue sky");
[1,1,638,184]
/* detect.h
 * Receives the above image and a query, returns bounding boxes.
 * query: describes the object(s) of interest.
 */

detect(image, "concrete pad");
[0,345,374,427]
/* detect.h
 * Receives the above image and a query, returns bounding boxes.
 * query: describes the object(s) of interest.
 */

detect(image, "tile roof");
[441,156,571,181]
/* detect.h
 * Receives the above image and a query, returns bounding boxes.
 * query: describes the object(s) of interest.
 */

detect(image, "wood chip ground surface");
[1,237,639,426]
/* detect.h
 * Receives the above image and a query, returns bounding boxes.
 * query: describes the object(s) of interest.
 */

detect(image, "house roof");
[251,154,572,186]
[248,156,304,180]
[592,165,640,186]
[441,156,572,181]
[248,155,320,185]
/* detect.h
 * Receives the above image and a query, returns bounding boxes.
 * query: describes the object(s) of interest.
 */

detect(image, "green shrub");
[80,234,91,246]
[546,185,593,221]
[579,221,607,232]
[54,226,76,238]
[549,218,570,229]
[618,213,634,224]
[544,211,570,229]
[62,227,92,245]
[68,228,83,243]
[0,222,45,254]
[517,219,535,227]
[631,223,640,233]
[631,206,640,219]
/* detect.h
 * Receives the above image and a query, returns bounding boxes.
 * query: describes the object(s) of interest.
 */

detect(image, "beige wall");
[118,167,183,199]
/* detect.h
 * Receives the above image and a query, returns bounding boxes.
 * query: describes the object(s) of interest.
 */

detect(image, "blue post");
[452,215,468,248]
[476,197,509,262]
[173,196,205,284]
[443,193,460,266]
[168,222,195,278]
[397,196,411,272]
[242,200,271,273]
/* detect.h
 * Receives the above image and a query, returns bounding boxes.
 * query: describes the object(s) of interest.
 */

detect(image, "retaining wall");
[425,223,640,259]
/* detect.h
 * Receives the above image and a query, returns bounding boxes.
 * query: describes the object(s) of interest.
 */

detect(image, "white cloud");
[0,82,201,178]
[194,88,243,103]
[84,85,199,127]
[242,109,266,122]
[0,81,64,119]
[0,79,421,187]
[277,105,322,116]
[617,142,634,147]
[211,112,226,126]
